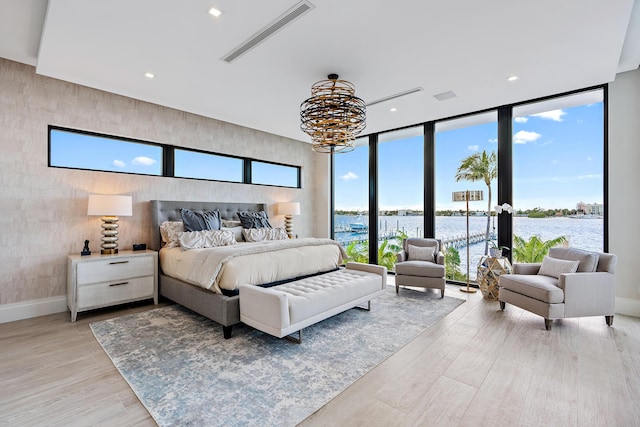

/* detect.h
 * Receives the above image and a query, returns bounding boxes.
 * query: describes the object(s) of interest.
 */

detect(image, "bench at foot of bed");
[238,262,387,343]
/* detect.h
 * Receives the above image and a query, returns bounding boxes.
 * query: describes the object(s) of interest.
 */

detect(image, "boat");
[349,222,368,233]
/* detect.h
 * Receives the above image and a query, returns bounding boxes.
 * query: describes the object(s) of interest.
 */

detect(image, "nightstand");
[67,250,158,321]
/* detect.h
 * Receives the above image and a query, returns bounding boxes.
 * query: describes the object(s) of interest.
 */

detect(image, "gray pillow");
[180,208,221,232]
[538,256,580,279]
[237,211,272,229]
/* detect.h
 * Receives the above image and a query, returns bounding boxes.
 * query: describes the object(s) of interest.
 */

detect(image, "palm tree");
[455,150,497,255]
[512,235,567,263]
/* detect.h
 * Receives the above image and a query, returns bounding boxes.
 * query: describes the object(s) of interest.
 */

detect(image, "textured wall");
[0,58,329,305]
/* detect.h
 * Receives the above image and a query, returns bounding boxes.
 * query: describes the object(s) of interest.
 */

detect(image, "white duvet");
[159,238,346,294]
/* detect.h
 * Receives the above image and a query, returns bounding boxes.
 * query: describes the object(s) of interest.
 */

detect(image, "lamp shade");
[452,190,483,202]
[278,202,300,216]
[87,195,132,216]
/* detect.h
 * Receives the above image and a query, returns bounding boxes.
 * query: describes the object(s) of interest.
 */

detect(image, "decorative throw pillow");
[221,219,242,228]
[407,244,435,262]
[221,226,244,242]
[178,230,236,250]
[242,227,288,243]
[180,208,221,232]
[160,221,184,248]
[237,210,272,229]
[538,256,580,279]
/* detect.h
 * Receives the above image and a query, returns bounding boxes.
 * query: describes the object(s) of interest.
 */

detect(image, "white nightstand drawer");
[77,276,154,309]
[77,256,154,285]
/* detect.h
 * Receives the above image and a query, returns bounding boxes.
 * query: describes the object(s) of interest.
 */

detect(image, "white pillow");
[242,227,288,243]
[179,230,236,250]
[160,221,184,248]
[538,256,580,279]
[407,244,435,262]
[222,226,244,242]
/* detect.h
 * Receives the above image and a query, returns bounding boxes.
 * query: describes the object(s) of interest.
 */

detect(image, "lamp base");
[100,248,118,255]
[460,287,477,293]
[284,215,293,239]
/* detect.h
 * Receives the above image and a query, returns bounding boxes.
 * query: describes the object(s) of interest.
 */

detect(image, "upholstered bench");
[238,262,387,342]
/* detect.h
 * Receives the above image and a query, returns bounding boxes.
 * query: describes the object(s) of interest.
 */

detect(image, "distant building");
[576,201,604,215]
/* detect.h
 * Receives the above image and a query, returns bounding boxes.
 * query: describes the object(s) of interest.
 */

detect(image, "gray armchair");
[395,238,446,297]
[498,247,617,330]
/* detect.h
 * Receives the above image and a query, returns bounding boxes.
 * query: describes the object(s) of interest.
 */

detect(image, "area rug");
[90,287,464,427]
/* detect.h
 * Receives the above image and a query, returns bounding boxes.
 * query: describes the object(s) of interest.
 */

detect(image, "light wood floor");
[1,284,639,427]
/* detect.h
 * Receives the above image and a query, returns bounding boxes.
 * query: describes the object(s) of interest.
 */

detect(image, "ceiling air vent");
[222,0,315,63]
[367,87,424,107]
[433,90,457,101]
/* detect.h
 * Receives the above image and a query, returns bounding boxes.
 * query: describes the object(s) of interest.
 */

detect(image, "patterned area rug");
[90,287,464,427]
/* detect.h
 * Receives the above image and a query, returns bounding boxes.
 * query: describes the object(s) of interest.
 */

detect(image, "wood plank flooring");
[1,285,639,427]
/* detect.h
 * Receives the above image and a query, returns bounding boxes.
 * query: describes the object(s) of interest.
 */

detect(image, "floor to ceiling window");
[434,112,498,282]
[377,126,424,271]
[333,137,370,262]
[511,89,605,261]
[330,86,606,284]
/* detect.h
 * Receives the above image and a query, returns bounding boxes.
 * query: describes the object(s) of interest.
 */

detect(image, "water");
[335,214,604,279]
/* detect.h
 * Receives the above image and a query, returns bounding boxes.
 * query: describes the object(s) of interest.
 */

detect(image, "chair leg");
[396,283,399,294]
[605,315,614,326]
[544,319,552,330]
[440,289,445,298]
[499,301,505,311]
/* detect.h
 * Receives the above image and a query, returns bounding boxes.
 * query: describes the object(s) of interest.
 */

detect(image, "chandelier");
[300,74,366,153]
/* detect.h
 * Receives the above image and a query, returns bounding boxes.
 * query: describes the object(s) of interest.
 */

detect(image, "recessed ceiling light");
[508,75,519,82]
[390,107,397,112]
[144,72,155,79]
[208,7,222,17]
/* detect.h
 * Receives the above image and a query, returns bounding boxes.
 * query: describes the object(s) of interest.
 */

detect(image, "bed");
[150,200,344,338]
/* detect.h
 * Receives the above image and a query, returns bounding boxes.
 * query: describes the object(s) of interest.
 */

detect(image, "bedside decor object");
[87,194,133,254]
[300,74,366,153]
[277,202,300,238]
[452,190,484,294]
[81,240,91,256]
[133,243,147,251]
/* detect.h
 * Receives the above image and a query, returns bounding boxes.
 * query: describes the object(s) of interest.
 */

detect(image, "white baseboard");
[0,296,68,324]
[615,297,640,318]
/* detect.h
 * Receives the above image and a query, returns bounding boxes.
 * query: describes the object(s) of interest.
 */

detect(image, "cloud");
[341,171,359,181]
[112,159,126,168]
[578,174,601,179]
[468,145,479,151]
[514,117,528,123]
[132,156,157,166]
[531,109,566,122]
[513,130,542,144]
[488,138,497,143]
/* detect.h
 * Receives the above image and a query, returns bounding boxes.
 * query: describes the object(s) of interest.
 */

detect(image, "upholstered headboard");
[150,200,267,251]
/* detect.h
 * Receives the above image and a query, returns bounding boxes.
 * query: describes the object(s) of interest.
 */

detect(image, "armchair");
[498,247,617,330]
[395,238,446,297]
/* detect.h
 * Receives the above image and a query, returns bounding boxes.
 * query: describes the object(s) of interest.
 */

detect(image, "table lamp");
[278,202,300,238]
[87,194,133,254]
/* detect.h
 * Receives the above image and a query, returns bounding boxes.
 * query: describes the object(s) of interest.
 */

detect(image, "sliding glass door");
[333,137,369,262]
[512,89,604,261]
[434,112,497,282]
[377,126,424,271]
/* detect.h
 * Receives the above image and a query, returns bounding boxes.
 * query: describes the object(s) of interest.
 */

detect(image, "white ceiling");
[1,0,639,143]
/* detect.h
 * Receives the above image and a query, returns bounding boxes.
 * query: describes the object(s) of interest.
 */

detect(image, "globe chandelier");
[300,74,366,153]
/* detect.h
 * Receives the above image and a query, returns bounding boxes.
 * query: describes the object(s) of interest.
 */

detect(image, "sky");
[50,130,299,187]
[334,99,604,212]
